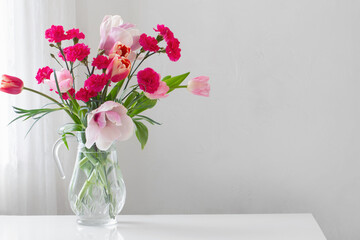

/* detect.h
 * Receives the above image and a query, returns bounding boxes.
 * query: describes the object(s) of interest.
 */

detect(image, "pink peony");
[154,24,174,42]
[61,43,90,62]
[109,42,131,59]
[137,68,161,94]
[166,38,181,62]
[145,81,169,99]
[92,55,111,70]
[66,28,85,40]
[35,66,53,84]
[0,75,24,95]
[45,25,67,43]
[139,34,159,52]
[106,56,131,82]
[84,74,109,93]
[75,88,97,102]
[187,76,210,97]
[99,15,141,55]
[45,69,73,93]
[85,101,134,150]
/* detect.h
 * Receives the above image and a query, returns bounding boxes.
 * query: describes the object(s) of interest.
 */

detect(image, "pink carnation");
[92,55,111,70]
[139,34,160,52]
[45,25,67,43]
[137,68,161,94]
[75,88,97,102]
[35,66,53,84]
[154,24,174,42]
[61,43,90,62]
[84,74,109,93]
[166,38,181,62]
[66,28,85,40]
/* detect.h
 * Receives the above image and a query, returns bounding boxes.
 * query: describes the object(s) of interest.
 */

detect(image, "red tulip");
[0,75,24,94]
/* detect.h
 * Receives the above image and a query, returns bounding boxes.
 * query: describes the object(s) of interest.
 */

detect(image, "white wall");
[74,1,360,239]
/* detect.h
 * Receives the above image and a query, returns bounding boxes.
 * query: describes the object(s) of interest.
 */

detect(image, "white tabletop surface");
[0,214,326,240]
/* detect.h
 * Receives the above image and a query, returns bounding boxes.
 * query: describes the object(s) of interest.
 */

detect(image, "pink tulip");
[106,56,131,82]
[187,76,210,97]
[99,15,141,55]
[85,101,134,151]
[145,81,169,99]
[45,69,73,93]
[0,74,24,94]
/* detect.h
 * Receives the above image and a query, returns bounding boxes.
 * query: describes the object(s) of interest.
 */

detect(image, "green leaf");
[128,95,157,117]
[133,120,148,149]
[133,115,161,125]
[59,123,84,134]
[164,72,190,92]
[123,91,140,108]
[106,81,125,101]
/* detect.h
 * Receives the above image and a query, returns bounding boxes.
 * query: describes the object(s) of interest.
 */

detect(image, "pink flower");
[84,74,109,93]
[92,55,111,70]
[0,75,24,95]
[45,25,67,43]
[109,42,131,59]
[166,38,181,62]
[187,76,210,97]
[45,69,73,93]
[145,81,169,99]
[139,34,159,52]
[85,101,134,150]
[106,56,131,82]
[75,88,97,102]
[35,66,53,84]
[137,68,160,94]
[61,88,75,100]
[99,15,141,55]
[61,43,90,62]
[154,24,174,42]
[65,28,85,40]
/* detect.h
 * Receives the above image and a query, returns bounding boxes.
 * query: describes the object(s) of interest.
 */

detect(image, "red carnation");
[84,74,109,93]
[61,88,75,100]
[154,24,174,42]
[92,55,111,70]
[166,38,181,62]
[66,28,85,40]
[75,88,97,102]
[61,43,90,62]
[35,66,53,84]
[139,34,160,52]
[137,68,161,94]
[45,25,67,43]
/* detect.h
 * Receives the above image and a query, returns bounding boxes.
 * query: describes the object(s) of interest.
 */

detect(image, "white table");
[0,214,326,240]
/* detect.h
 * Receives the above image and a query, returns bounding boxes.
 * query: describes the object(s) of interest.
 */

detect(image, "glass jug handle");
[52,136,75,179]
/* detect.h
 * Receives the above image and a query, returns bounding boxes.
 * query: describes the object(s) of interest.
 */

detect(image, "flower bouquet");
[0,15,210,225]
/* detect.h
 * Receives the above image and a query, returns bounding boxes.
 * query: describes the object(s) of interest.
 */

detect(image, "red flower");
[35,66,53,84]
[61,43,90,62]
[84,74,109,93]
[137,68,161,94]
[154,24,174,42]
[166,38,181,62]
[106,56,131,83]
[45,25,67,43]
[0,75,24,95]
[92,55,110,70]
[139,34,160,52]
[65,28,85,40]
[61,88,75,100]
[75,88,97,102]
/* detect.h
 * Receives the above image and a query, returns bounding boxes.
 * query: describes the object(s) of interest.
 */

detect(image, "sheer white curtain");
[0,0,76,214]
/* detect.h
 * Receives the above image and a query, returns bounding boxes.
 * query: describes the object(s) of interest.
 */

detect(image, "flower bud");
[0,75,24,95]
